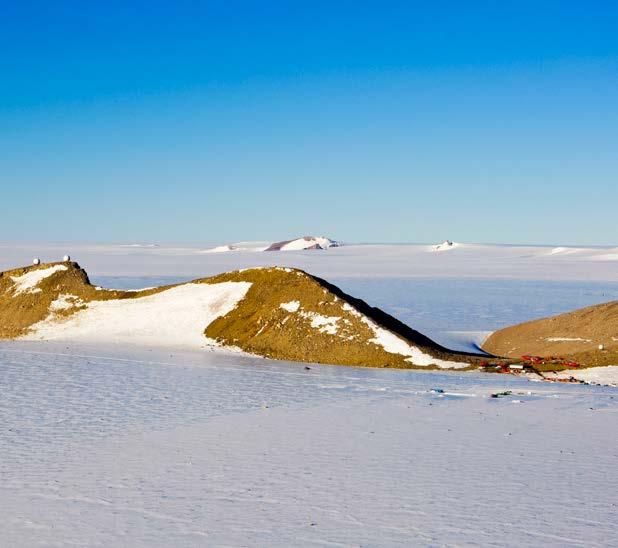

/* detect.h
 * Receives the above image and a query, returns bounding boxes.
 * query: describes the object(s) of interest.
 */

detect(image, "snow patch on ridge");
[280,301,340,334]
[341,303,466,368]
[49,294,84,312]
[10,265,68,296]
[280,301,300,313]
[545,337,592,342]
[299,311,340,335]
[21,282,252,348]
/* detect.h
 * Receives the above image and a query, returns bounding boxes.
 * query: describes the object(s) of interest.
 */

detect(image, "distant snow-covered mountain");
[431,240,459,251]
[204,236,341,253]
[265,236,340,251]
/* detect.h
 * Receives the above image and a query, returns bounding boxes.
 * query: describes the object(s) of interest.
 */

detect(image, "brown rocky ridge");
[482,301,618,369]
[1,261,487,370]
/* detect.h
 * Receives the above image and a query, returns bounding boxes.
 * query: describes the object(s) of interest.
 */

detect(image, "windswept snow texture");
[1,342,616,547]
[2,245,618,546]
[9,264,68,295]
[21,282,251,348]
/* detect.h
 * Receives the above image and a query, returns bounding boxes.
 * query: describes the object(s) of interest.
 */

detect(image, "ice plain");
[1,242,617,547]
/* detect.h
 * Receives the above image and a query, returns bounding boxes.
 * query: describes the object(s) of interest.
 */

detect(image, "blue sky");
[1,1,617,244]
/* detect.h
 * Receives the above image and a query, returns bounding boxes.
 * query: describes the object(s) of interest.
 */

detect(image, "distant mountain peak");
[204,236,341,253]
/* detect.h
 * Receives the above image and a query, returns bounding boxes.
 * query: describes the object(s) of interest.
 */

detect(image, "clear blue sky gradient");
[2,1,617,244]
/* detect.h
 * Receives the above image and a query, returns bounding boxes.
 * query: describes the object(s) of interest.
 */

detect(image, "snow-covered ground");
[1,242,617,546]
[203,241,271,253]
[2,241,618,281]
[1,342,616,547]
[22,281,251,347]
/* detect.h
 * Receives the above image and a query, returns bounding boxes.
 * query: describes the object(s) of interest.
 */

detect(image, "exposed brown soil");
[205,268,486,369]
[482,300,618,367]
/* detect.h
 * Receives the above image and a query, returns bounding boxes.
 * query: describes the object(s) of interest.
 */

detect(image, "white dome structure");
[32,258,41,265]
[63,255,71,262]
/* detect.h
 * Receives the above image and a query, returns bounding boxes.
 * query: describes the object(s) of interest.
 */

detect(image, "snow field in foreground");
[1,343,616,547]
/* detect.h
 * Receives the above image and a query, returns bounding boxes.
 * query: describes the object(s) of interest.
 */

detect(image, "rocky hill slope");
[482,301,618,367]
[0,262,485,370]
